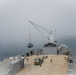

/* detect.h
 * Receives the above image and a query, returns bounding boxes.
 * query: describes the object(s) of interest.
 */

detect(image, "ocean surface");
[59,37,76,56]
[0,37,76,61]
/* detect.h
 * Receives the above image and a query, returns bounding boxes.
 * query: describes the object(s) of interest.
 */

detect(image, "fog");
[0,0,76,57]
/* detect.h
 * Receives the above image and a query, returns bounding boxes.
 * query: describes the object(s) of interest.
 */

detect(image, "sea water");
[0,38,76,61]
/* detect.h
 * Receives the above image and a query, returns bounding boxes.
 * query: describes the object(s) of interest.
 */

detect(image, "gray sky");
[0,0,76,45]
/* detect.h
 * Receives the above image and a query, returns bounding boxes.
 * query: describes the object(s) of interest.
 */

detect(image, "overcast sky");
[0,0,76,45]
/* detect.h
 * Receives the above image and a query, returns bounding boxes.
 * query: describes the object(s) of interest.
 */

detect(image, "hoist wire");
[32,24,44,37]
[28,22,32,43]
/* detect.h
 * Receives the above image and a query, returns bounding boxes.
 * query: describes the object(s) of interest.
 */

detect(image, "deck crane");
[29,21,56,47]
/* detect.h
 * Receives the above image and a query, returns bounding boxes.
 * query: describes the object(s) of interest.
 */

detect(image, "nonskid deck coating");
[16,55,68,75]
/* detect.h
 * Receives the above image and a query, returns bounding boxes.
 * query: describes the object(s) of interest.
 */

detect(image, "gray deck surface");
[16,55,68,75]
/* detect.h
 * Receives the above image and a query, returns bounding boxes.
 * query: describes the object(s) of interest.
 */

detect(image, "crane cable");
[29,23,32,43]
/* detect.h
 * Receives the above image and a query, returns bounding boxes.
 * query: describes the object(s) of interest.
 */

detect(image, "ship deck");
[16,55,68,75]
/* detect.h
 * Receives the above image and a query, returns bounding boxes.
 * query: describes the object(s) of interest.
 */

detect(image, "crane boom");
[29,20,54,43]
